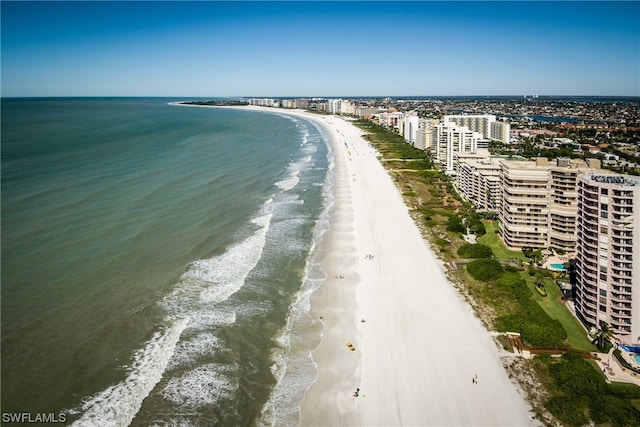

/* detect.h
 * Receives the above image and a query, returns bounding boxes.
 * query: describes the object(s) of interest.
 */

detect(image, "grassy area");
[524,274,596,352]
[478,219,594,351]
[477,220,527,261]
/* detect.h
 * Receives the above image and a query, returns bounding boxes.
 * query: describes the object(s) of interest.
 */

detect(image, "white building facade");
[575,174,640,345]
[434,123,481,172]
[444,114,510,143]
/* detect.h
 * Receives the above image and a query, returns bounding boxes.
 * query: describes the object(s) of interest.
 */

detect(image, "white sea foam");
[167,333,222,370]
[160,212,272,322]
[185,310,236,331]
[69,211,274,424]
[70,318,189,427]
[258,120,336,427]
[161,364,238,409]
[275,175,300,191]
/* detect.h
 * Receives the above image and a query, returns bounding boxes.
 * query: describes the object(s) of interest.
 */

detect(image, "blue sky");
[2,1,639,97]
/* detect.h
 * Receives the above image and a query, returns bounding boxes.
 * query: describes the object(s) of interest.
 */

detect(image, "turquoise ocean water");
[1,98,333,425]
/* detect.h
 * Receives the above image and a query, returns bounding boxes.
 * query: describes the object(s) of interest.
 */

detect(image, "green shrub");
[466,259,503,282]
[543,353,640,426]
[466,213,487,236]
[446,215,466,233]
[494,272,566,346]
[544,395,589,427]
[457,243,493,259]
[497,271,526,289]
[468,219,486,236]
[435,238,449,248]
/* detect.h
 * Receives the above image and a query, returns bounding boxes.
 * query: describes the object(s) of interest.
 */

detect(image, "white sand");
[293,112,538,426]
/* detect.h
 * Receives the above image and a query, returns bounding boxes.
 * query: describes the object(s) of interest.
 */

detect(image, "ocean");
[1,98,334,426]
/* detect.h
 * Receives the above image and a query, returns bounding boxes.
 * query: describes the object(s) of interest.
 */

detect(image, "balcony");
[611,308,632,317]
[577,302,597,321]
[580,236,598,247]
[583,289,599,302]
[578,267,598,284]
[612,262,633,271]
[582,213,599,224]
[578,222,598,234]
[610,291,633,304]
[612,301,633,309]
[612,197,634,206]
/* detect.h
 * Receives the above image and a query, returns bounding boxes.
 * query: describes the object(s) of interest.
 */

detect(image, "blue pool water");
[550,263,566,271]
[634,354,640,364]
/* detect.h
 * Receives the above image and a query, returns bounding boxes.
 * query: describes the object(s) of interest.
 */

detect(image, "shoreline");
[171,103,538,425]
[292,111,538,425]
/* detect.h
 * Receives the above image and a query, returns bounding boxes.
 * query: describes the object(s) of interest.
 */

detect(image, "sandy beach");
[289,110,538,426]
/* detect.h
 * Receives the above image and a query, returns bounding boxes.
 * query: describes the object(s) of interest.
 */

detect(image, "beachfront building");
[444,115,495,138]
[249,98,279,107]
[499,159,550,249]
[354,106,380,117]
[444,114,510,144]
[434,122,481,172]
[575,173,640,345]
[490,120,511,144]
[499,158,601,251]
[377,111,405,129]
[294,98,309,110]
[415,118,439,151]
[340,100,356,116]
[327,99,342,115]
[401,113,420,145]
[281,99,310,109]
[455,151,502,213]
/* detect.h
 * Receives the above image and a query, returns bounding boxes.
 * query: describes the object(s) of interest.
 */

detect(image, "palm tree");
[592,322,615,350]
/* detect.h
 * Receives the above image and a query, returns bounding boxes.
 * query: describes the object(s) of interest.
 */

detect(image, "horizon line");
[3,94,640,99]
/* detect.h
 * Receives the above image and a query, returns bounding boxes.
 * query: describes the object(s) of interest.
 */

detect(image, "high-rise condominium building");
[499,159,551,249]
[415,118,438,151]
[455,151,502,213]
[444,114,510,144]
[434,123,481,172]
[499,158,601,251]
[444,115,495,138]
[575,174,640,345]
[490,121,511,144]
[327,99,342,114]
[402,113,420,145]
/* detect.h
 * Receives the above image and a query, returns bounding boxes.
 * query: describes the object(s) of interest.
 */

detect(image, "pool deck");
[595,347,640,386]
[542,254,572,271]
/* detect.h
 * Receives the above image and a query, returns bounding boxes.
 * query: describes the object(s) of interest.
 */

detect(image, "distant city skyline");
[2,1,639,98]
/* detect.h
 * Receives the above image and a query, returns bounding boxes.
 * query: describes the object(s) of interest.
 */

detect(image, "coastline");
[292,111,538,425]
[172,103,538,425]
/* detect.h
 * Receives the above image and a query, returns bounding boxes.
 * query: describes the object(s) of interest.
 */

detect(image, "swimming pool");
[550,263,566,271]
[634,354,640,364]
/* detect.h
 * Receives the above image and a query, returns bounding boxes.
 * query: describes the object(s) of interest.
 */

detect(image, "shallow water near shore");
[1,98,332,425]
